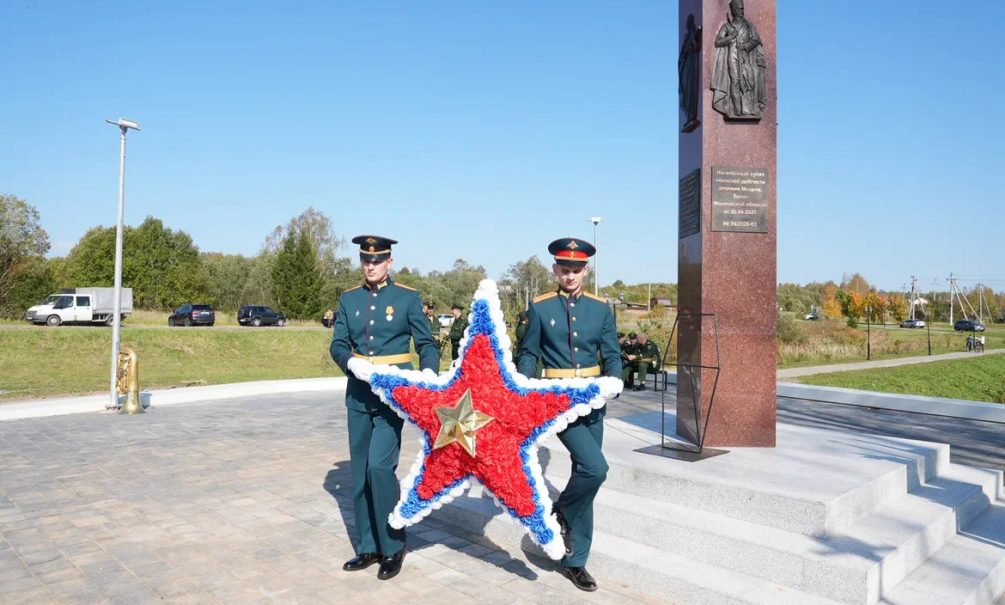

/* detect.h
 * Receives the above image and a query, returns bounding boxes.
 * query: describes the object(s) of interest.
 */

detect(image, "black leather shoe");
[554,509,573,557]
[377,548,406,580]
[634,384,646,391]
[343,552,381,572]
[559,566,598,592]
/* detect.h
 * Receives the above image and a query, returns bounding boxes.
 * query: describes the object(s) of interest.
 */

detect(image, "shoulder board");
[582,291,606,303]
[395,283,418,292]
[343,286,363,294]
[533,292,558,303]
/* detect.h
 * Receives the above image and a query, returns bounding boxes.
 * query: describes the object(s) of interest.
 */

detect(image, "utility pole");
[589,217,602,296]
[909,275,917,320]
[948,274,954,325]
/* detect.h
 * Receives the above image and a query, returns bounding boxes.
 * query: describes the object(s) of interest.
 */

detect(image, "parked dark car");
[168,304,215,327]
[238,305,286,327]
[953,319,986,332]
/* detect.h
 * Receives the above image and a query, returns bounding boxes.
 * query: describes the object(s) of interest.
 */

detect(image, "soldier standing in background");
[423,301,441,359]
[448,303,468,361]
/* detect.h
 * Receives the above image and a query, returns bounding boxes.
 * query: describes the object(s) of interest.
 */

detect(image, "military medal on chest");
[386,305,394,322]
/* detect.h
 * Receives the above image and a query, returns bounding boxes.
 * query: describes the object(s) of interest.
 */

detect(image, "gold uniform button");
[370,305,376,310]
[572,317,577,322]
[369,336,374,341]
[369,320,374,325]
[574,347,579,352]
[573,331,578,337]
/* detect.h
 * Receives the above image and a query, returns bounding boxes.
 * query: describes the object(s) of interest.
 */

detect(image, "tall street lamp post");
[590,216,602,296]
[865,305,872,361]
[105,118,140,409]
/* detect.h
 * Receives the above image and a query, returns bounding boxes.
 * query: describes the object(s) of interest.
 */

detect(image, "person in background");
[448,303,469,361]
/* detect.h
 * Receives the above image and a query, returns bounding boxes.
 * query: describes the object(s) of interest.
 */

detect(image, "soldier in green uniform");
[516,237,621,592]
[447,303,468,361]
[330,235,439,581]
[620,332,638,388]
[423,301,441,359]
[628,332,661,391]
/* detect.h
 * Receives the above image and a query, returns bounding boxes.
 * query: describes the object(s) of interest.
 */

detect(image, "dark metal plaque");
[711,166,769,233]
[679,169,701,239]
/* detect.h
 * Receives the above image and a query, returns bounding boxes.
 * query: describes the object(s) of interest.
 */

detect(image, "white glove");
[347,357,373,381]
[421,368,438,382]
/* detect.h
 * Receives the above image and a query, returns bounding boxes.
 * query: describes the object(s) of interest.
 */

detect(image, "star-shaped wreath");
[347,279,622,560]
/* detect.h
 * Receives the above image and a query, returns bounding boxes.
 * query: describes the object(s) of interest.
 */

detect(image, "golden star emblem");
[433,389,494,457]
[567,240,579,249]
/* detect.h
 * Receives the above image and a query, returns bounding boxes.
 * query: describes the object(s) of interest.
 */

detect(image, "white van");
[25,288,133,326]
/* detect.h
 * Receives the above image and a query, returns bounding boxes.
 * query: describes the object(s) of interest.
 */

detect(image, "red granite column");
[677,0,777,448]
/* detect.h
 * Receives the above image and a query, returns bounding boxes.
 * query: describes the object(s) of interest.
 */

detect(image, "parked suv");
[168,304,215,327]
[953,319,986,332]
[238,305,286,327]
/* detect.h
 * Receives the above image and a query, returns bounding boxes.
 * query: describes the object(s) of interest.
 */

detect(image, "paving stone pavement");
[0,390,675,605]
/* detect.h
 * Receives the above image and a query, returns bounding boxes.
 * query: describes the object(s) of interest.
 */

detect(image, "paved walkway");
[777,347,1005,379]
[0,391,674,605]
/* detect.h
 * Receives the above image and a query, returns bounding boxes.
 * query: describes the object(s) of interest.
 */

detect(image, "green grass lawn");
[796,354,1005,404]
[3,313,1002,401]
[0,325,343,400]
[778,320,1004,368]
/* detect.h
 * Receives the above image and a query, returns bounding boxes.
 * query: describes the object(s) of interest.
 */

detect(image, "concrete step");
[878,502,1005,605]
[440,460,1002,605]
[532,414,949,536]
[575,463,1002,604]
[435,491,845,605]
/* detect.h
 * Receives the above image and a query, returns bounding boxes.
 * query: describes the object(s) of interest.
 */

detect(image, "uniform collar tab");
[365,277,392,291]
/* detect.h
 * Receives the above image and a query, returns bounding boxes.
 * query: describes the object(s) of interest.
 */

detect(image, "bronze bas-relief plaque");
[679,169,701,239]
[711,166,769,233]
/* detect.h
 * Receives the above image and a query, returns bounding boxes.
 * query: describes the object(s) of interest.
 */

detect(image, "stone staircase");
[420,412,1005,604]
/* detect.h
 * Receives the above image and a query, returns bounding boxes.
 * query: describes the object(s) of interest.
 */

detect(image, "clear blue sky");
[2,1,1002,294]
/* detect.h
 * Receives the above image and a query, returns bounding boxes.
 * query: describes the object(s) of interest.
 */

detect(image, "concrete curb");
[662,372,1005,425]
[0,377,347,422]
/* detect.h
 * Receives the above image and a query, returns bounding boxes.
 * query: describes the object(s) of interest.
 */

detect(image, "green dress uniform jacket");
[330,277,438,557]
[516,289,621,569]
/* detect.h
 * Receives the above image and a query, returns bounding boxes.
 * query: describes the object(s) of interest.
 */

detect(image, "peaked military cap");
[628,332,637,339]
[351,235,397,262]
[423,301,435,309]
[451,303,464,311]
[548,237,596,267]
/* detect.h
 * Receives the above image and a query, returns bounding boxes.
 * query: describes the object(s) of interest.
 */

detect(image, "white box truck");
[24,288,133,326]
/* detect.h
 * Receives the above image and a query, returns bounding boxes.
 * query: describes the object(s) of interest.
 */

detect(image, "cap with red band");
[547,238,596,267]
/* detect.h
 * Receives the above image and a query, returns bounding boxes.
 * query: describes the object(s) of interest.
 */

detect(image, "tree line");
[2,193,1003,324]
